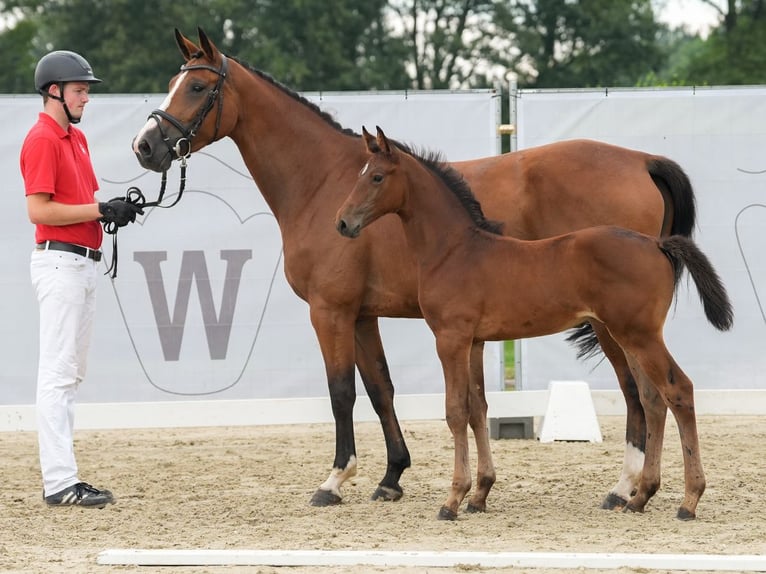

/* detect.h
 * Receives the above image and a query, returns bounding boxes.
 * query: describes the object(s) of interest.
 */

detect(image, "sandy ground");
[1,415,764,574]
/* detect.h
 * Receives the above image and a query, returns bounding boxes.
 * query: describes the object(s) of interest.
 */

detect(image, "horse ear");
[362,126,380,153]
[198,27,219,61]
[175,29,198,62]
[375,125,398,162]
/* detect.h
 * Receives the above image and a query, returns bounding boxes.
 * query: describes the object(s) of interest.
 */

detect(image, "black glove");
[99,198,144,227]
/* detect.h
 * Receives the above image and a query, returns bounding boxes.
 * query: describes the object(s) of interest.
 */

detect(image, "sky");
[655,0,725,36]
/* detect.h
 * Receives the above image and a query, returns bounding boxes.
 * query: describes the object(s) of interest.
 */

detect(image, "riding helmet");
[34,50,102,93]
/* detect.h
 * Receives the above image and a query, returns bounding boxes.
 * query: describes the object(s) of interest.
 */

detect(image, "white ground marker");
[97,549,766,570]
[538,380,603,443]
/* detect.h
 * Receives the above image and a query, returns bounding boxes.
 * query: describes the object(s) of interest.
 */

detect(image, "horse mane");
[397,144,504,235]
[227,55,357,137]
[224,54,501,235]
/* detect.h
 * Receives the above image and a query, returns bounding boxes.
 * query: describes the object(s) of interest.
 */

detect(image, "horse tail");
[659,236,734,331]
[565,323,602,361]
[647,157,697,238]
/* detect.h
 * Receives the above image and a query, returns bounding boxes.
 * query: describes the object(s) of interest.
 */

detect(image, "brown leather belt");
[36,240,102,262]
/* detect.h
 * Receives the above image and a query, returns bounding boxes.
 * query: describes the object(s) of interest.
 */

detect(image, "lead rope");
[102,158,188,278]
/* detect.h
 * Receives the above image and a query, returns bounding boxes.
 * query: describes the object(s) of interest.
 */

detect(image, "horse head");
[132,27,238,172]
[336,126,405,238]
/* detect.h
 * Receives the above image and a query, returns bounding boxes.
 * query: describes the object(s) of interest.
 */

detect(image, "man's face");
[57,81,91,119]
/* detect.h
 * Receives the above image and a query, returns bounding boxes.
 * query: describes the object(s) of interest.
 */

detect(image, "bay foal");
[336,127,733,520]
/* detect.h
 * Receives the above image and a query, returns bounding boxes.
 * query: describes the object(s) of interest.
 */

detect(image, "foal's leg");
[622,355,666,515]
[435,331,474,521]
[354,317,411,502]
[308,305,359,507]
[465,341,497,513]
[591,323,646,510]
[628,344,705,519]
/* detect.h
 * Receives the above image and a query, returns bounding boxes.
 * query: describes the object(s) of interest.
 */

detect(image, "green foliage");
[0,17,37,92]
[233,0,410,90]
[387,0,499,89]
[504,340,515,385]
[0,0,409,93]
[683,16,766,84]
[493,0,666,88]
[3,0,766,95]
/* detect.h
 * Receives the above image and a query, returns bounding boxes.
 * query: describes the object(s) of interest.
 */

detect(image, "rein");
[102,54,228,278]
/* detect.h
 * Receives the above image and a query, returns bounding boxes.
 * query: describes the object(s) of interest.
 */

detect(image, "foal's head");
[336,126,408,238]
[335,126,503,239]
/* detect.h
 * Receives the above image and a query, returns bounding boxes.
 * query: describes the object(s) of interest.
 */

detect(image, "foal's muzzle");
[336,218,361,239]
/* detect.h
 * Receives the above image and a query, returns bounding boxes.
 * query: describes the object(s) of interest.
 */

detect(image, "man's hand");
[98,197,144,227]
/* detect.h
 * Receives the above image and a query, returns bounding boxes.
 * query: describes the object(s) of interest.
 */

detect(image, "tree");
[492,0,666,88]
[226,0,411,90]
[0,0,410,93]
[677,0,766,84]
[386,0,500,89]
[0,16,37,93]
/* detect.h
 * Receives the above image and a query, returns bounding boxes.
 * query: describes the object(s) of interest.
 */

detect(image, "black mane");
[228,54,357,137]
[398,144,503,235]
[226,54,501,235]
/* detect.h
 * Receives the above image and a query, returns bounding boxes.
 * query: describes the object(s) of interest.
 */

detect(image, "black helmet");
[34,50,102,93]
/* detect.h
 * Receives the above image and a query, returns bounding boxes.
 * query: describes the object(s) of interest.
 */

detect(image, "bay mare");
[336,126,732,520]
[132,28,699,512]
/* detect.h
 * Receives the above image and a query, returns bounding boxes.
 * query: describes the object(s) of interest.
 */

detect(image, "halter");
[102,54,228,279]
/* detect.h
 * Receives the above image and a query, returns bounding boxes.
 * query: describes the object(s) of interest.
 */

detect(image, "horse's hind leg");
[591,323,646,511]
[354,317,411,502]
[627,344,705,519]
[621,355,666,515]
[465,341,496,513]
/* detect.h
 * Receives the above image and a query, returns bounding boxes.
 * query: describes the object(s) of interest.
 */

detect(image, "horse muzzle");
[132,134,174,173]
[336,217,361,239]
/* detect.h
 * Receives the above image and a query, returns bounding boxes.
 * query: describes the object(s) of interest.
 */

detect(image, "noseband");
[149,54,229,162]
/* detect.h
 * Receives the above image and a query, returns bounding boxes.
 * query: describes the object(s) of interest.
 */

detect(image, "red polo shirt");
[20,112,102,249]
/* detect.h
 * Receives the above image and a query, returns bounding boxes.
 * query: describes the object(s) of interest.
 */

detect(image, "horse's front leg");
[354,316,411,502]
[434,331,473,521]
[591,323,647,511]
[464,340,496,513]
[308,305,359,507]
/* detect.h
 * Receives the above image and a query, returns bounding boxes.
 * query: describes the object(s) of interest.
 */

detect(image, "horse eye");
[191,83,205,93]
[372,173,384,183]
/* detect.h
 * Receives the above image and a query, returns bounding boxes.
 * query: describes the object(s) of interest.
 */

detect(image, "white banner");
[0,90,502,405]
[515,86,766,391]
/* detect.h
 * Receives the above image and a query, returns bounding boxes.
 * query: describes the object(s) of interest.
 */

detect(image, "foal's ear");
[362,126,380,153]
[375,125,399,162]
[198,27,220,61]
[175,29,199,62]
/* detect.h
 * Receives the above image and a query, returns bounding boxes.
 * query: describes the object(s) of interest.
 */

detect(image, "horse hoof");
[600,492,628,510]
[676,507,696,521]
[465,502,486,514]
[437,506,458,521]
[622,502,644,515]
[309,489,342,507]
[371,485,403,502]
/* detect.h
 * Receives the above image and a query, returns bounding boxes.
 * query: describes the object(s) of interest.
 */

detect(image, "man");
[20,50,143,508]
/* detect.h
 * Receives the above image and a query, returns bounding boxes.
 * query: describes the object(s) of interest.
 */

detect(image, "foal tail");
[660,236,734,331]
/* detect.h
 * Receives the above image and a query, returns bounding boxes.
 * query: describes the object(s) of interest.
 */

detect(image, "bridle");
[149,54,229,167]
[103,53,228,278]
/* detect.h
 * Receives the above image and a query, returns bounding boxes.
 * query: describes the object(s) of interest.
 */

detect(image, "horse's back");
[455,139,669,240]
